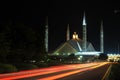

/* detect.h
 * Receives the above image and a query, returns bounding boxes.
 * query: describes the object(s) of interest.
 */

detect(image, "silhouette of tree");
[0,19,46,63]
[98,53,108,60]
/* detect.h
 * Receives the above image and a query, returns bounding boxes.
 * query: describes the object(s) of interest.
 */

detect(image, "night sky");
[0,1,120,53]
[48,1,120,53]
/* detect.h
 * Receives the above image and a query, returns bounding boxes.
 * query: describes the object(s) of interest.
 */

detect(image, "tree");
[68,53,76,61]
[98,53,108,60]
[0,24,12,63]
[10,23,37,62]
[0,20,46,63]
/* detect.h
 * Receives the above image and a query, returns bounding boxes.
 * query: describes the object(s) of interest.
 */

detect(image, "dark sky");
[0,1,120,53]
[48,1,120,53]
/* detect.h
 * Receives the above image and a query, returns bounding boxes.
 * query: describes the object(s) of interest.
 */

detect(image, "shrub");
[98,53,108,60]
[35,63,49,67]
[14,63,38,71]
[0,63,18,73]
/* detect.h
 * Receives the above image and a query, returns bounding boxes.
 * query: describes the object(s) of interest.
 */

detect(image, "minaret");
[66,24,70,41]
[45,16,48,53]
[100,21,104,53]
[82,12,87,52]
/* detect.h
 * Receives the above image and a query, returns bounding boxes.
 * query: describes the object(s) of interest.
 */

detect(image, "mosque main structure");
[45,13,104,58]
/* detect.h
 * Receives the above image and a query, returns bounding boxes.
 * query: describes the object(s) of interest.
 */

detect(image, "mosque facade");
[51,13,103,57]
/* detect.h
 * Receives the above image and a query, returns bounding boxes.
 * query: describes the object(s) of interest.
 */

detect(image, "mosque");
[45,13,104,62]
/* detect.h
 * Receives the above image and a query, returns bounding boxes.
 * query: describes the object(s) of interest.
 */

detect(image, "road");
[57,62,111,80]
[0,62,111,80]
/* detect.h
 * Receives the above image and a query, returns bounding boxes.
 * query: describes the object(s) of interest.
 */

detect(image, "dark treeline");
[0,19,46,63]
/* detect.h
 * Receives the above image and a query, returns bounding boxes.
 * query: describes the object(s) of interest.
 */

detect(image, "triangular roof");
[53,42,77,55]
[53,39,96,55]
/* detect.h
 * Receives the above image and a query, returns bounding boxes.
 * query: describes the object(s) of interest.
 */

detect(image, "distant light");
[78,57,81,60]
[72,32,79,39]
[78,56,83,60]
[75,52,100,56]
[114,10,120,13]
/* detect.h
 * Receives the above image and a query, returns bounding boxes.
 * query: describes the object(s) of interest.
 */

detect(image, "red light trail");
[0,62,109,80]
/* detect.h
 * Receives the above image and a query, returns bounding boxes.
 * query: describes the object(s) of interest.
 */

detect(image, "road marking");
[101,64,112,80]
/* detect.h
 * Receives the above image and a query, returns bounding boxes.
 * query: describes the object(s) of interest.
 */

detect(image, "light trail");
[0,62,109,80]
[0,65,80,78]
[0,66,77,80]
[39,62,109,80]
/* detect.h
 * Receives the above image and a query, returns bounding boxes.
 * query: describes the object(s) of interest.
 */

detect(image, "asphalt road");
[57,63,110,80]
[0,62,110,80]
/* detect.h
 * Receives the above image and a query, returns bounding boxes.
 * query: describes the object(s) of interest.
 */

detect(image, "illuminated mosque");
[50,13,103,57]
[45,13,104,61]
